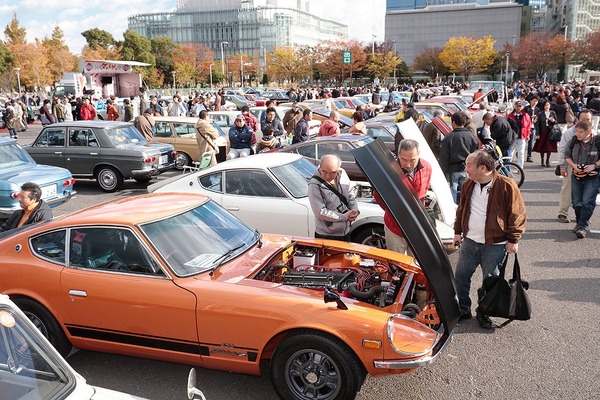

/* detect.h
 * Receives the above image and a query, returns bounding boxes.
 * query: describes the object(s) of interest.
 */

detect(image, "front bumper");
[373,333,452,370]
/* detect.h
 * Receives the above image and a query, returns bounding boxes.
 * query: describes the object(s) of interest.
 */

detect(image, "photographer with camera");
[564,120,600,239]
[308,154,360,242]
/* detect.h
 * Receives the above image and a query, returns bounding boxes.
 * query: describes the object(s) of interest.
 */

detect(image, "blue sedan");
[0,137,75,217]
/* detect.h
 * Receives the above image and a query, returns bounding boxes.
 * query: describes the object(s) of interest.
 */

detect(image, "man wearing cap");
[283,102,303,139]
[227,114,256,159]
[507,101,532,168]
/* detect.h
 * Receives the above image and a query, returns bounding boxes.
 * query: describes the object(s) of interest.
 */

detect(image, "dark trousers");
[315,232,351,242]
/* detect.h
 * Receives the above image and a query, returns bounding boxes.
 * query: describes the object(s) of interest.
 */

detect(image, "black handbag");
[478,254,531,327]
[549,124,562,142]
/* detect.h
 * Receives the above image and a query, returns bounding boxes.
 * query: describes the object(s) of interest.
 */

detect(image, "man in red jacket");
[80,97,97,121]
[507,100,532,168]
[374,139,432,255]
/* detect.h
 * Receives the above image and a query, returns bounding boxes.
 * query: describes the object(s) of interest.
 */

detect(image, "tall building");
[545,0,600,79]
[128,0,347,61]
[385,2,522,66]
[386,0,490,12]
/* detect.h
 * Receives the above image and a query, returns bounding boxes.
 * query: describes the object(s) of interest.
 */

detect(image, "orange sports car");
[0,140,459,400]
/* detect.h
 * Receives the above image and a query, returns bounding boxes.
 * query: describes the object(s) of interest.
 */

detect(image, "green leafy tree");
[412,48,448,80]
[0,40,16,75]
[151,37,178,84]
[439,36,497,81]
[81,28,115,51]
[120,30,156,84]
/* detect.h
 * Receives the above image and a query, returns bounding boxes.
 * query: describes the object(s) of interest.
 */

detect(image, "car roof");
[54,193,210,227]
[0,137,17,144]
[43,121,131,129]
[200,152,303,172]
[153,116,199,123]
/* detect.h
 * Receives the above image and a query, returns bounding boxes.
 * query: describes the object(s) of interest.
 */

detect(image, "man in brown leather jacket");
[453,150,526,329]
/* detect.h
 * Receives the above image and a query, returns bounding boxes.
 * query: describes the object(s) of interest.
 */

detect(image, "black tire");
[96,166,123,192]
[352,225,386,249]
[134,177,153,183]
[271,331,366,400]
[498,161,525,187]
[174,152,192,170]
[13,297,72,357]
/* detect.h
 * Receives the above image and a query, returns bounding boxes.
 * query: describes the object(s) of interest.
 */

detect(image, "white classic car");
[148,152,455,248]
[0,293,146,400]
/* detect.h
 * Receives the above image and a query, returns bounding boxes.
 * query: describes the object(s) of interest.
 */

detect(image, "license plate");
[41,184,57,199]
[159,155,168,165]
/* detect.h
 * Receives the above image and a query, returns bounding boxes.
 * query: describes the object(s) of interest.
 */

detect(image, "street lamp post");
[13,68,21,96]
[172,71,176,92]
[209,64,215,89]
[220,41,229,75]
[260,46,267,81]
[505,52,510,103]
[372,34,377,55]
[392,40,397,85]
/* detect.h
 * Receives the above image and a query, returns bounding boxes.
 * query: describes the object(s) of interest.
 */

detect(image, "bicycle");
[483,143,525,187]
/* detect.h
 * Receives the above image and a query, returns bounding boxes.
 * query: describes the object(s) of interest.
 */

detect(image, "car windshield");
[139,201,256,277]
[105,125,147,146]
[269,157,317,198]
[0,142,35,169]
[0,305,73,397]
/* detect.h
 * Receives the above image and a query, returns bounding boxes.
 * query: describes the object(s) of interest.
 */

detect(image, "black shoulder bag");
[478,253,531,327]
[312,175,349,213]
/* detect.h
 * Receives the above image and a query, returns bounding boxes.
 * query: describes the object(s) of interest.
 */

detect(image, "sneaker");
[557,215,570,223]
[575,227,586,239]
[458,309,472,321]
[476,311,494,329]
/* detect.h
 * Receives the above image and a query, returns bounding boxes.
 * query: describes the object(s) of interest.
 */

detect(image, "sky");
[0,0,386,55]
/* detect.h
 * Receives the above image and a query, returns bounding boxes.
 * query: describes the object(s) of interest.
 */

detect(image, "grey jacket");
[308,170,358,237]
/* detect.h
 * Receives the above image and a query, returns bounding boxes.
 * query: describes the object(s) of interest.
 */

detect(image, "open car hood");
[351,139,459,334]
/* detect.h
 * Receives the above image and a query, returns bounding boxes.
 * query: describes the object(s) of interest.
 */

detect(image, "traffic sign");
[342,50,352,64]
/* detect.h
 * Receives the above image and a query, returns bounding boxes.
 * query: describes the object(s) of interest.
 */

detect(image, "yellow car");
[152,116,230,169]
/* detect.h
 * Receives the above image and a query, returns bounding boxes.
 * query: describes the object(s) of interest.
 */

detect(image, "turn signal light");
[143,156,157,163]
[10,192,20,199]
[63,178,76,186]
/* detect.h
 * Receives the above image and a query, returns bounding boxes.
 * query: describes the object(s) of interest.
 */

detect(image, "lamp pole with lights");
[220,41,229,75]
[13,68,21,96]
[209,63,215,89]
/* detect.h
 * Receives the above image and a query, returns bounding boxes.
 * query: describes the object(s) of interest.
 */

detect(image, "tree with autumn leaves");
[511,33,572,80]
[439,36,497,81]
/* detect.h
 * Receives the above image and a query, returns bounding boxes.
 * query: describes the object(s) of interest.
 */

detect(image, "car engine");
[254,245,431,315]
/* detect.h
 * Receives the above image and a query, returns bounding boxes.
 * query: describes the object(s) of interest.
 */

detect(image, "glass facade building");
[128,2,347,61]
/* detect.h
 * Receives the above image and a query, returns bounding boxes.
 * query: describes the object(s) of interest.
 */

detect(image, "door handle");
[54,152,63,155]
[89,152,98,155]
[227,207,240,211]
[68,290,87,297]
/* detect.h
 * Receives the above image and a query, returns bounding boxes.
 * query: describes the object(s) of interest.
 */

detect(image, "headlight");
[387,314,441,357]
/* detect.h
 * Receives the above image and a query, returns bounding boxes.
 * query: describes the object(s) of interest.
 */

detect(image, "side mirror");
[187,368,206,400]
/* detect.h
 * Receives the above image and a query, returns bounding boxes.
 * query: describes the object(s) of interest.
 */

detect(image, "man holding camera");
[564,120,600,239]
[308,154,360,241]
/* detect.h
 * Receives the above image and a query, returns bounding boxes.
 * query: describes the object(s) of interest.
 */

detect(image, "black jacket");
[490,116,516,151]
[1,200,53,232]
[439,127,480,178]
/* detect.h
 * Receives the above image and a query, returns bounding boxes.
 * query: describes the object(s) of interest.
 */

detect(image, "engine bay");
[254,243,439,326]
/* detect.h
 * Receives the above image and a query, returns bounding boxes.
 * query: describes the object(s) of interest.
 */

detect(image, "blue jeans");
[450,171,467,203]
[454,238,507,313]
[571,175,600,230]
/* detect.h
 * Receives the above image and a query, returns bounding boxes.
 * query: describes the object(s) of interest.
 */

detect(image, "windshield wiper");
[255,229,263,248]
[208,242,246,276]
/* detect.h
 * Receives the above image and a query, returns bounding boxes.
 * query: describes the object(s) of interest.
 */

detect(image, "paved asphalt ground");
[7,122,600,399]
